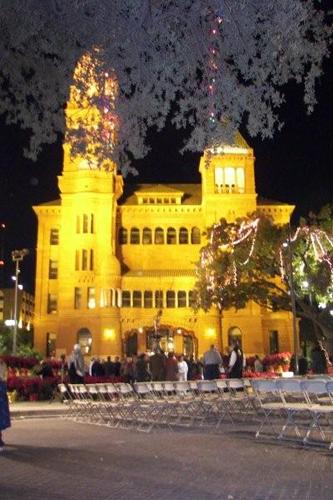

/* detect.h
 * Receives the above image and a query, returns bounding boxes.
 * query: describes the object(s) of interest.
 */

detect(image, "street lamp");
[11,248,29,355]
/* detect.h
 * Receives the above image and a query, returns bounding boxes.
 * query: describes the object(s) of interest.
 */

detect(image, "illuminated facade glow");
[32,57,296,359]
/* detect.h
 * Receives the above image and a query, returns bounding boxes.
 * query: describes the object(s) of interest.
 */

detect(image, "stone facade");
[33,60,295,359]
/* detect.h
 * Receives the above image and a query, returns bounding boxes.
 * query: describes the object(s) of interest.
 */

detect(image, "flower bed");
[262,352,291,373]
[7,375,124,401]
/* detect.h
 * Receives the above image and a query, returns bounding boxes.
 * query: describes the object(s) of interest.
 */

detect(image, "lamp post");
[11,249,29,355]
[283,227,299,374]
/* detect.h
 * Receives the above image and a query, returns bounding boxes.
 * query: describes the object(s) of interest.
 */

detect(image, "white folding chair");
[276,378,310,441]
[251,379,284,439]
[301,380,333,447]
[57,383,74,418]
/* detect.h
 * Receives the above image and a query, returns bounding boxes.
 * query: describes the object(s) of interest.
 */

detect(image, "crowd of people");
[63,342,246,384]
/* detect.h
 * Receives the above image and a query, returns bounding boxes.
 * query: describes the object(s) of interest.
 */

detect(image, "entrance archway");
[228,326,243,349]
[124,325,197,357]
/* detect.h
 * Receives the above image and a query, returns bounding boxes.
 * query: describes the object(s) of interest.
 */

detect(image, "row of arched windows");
[118,227,201,245]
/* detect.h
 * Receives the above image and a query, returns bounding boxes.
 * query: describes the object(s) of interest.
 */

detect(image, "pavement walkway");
[1,414,333,499]
[9,400,66,419]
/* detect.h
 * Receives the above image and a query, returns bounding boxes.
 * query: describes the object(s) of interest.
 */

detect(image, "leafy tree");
[0,1,331,170]
[195,208,333,341]
[0,323,35,355]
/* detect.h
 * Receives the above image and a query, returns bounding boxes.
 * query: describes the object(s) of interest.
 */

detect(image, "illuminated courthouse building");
[33,57,295,358]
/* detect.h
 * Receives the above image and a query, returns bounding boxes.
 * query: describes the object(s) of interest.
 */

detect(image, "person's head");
[231,341,240,351]
[115,356,120,362]
[107,356,111,362]
[73,343,81,353]
[168,351,174,359]
[60,353,66,361]
[179,355,184,362]
[210,344,215,350]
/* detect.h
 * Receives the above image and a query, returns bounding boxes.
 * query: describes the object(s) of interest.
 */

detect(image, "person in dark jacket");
[113,356,122,377]
[149,351,166,381]
[103,356,115,376]
[135,353,151,382]
[37,360,54,378]
[91,358,105,377]
[228,342,244,378]
[311,341,329,374]
[165,352,178,381]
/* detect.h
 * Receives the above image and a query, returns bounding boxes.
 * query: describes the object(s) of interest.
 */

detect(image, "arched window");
[122,291,131,307]
[191,227,201,244]
[130,227,140,244]
[228,326,243,349]
[179,227,188,244]
[167,227,176,244]
[82,214,89,233]
[118,227,127,245]
[144,291,153,308]
[166,290,176,308]
[77,327,92,354]
[189,290,197,308]
[133,291,142,308]
[155,290,163,308]
[142,227,152,244]
[126,332,138,357]
[177,291,187,307]
[155,227,164,244]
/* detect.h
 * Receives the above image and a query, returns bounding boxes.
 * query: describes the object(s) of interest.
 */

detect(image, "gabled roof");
[134,184,184,195]
[119,183,202,206]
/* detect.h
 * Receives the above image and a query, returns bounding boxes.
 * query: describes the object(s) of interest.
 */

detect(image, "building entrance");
[124,325,197,358]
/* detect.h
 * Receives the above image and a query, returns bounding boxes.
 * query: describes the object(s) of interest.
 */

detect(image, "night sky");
[0,51,333,293]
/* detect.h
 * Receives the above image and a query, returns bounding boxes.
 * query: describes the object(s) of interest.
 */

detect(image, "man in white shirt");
[203,345,222,380]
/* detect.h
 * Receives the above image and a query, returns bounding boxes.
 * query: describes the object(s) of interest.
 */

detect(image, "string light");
[206,8,222,130]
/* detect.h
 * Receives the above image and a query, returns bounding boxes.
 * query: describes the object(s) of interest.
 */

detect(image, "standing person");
[254,355,263,373]
[91,357,105,377]
[311,340,329,374]
[135,353,151,382]
[37,359,54,378]
[68,344,85,384]
[103,356,115,377]
[149,350,166,381]
[177,355,188,381]
[0,358,11,451]
[113,356,121,377]
[121,356,136,384]
[203,345,222,380]
[187,355,198,380]
[228,342,244,379]
[165,352,178,381]
[60,353,68,383]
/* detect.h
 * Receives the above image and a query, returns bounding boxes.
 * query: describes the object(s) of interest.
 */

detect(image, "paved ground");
[1,416,333,500]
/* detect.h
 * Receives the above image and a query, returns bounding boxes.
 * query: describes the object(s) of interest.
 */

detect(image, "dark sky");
[0,52,333,293]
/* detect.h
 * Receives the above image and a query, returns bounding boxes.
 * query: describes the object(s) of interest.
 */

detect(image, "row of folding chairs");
[58,378,256,432]
[251,378,333,449]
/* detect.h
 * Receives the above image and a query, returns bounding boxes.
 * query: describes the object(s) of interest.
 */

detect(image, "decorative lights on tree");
[0,1,331,171]
[200,217,259,305]
[66,51,119,170]
[195,207,333,340]
[280,225,333,306]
